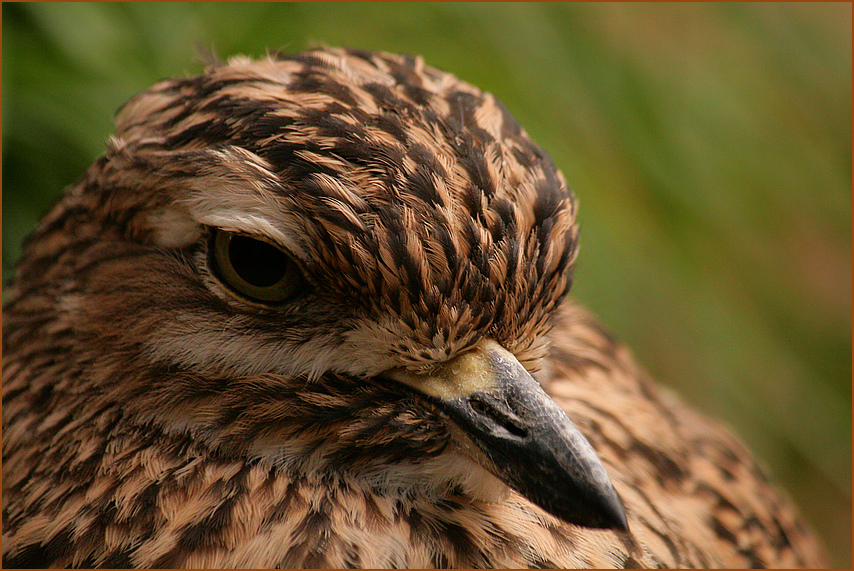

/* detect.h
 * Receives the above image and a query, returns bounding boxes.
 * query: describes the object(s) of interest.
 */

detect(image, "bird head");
[15,48,626,531]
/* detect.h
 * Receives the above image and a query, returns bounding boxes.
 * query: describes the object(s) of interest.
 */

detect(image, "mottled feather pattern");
[3,48,825,567]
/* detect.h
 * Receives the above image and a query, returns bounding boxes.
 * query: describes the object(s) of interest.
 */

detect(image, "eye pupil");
[228,234,289,288]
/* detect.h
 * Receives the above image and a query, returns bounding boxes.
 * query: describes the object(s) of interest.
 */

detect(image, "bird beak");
[382,339,628,532]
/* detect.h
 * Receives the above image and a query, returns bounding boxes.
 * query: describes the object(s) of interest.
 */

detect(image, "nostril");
[470,397,490,416]
[469,395,528,439]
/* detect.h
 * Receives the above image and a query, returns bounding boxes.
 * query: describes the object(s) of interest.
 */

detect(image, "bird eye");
[210,229,306,303]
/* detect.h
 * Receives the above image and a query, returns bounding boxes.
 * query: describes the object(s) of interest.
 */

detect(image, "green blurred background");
[3,3,850,565]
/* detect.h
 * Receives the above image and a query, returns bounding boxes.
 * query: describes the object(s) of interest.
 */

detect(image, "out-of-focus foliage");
[3,3,850,565]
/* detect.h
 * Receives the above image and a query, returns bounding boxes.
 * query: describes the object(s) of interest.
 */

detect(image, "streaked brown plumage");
[2,48,826,568]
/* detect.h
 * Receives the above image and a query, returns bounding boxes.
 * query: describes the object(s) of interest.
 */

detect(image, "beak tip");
[603,494,630,532]
[589,477,629,532]
[555,477,629,532]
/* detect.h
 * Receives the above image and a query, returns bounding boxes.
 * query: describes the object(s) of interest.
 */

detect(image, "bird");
[2,47,827,568]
